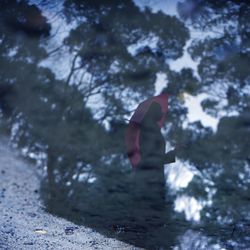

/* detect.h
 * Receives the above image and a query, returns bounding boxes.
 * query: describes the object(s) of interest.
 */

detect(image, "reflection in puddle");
[174,195,203,221]
[0,0,249,249]
[41,161,190,249]
[165,159,194,190]
[175,230,225,250]
[165,160,204,221]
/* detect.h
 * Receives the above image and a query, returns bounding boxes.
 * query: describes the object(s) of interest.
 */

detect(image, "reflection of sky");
[30,0,79,80]
[28,0,224,224]
[182,93,219,131]
[164,159,204,222]
[177,230,225,250]
[133,0,179,16]
[165,159,194,190]
[175,195,203,221]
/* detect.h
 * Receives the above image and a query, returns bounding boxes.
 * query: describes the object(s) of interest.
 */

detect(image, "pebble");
[34,229,48,235]
[28,212,37,218]
[23,242,34,246]
[65,226,78,235]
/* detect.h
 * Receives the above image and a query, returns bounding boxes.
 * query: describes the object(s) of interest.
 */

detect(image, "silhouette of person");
[131,102,176,232]
[138,102,176,169]
[116,101,186,248]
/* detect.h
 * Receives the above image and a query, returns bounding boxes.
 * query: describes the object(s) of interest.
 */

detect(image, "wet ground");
[0,136,140,250]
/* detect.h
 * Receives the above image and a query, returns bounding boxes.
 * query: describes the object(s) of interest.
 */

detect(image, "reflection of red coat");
[125,94,168,168]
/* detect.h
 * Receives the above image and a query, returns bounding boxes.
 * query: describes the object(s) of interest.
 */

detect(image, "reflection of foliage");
[62,0,189,119]
[179,0,250,115]
[0,0,109,193]
[176,1,250,248]
[1,0,250,249]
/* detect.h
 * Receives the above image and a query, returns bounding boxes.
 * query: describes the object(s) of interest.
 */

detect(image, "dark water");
[41,166,190,249]
[0,0,250,249]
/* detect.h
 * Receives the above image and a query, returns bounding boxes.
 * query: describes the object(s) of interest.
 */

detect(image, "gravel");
[0,136,140,250]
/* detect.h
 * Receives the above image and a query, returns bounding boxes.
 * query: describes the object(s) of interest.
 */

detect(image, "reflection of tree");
[1,0,250,249]
[0,1,190,248]
[176,1,250,248]
[62,0,189,121]
[0,0,107,199]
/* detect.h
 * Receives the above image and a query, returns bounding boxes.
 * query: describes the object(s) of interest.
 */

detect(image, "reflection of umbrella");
[125,93,168,168]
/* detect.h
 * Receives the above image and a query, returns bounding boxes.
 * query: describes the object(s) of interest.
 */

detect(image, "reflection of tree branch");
[84,89,103,101]
[0,36,7,50]
[66,52,81,85]
[81,74,108,102]
[46,150,57,196]
[76,70,88,87]
[82,84,104,102]
[47,44,64,55]
[203,84,228,100]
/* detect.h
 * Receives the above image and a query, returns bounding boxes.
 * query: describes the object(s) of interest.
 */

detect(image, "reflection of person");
[133,102,176,224]
[139,102,176,169]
